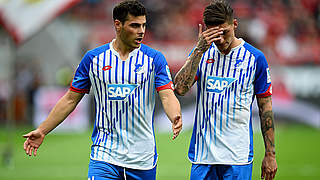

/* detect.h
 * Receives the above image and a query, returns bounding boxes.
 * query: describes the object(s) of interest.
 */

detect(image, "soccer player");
[23,1,182,179]
[174,1,277,180]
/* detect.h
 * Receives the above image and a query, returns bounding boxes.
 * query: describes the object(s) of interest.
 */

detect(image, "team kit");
[24,1,277,179]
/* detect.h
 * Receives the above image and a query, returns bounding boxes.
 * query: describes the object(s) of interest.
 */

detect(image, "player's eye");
[222,30,228,35]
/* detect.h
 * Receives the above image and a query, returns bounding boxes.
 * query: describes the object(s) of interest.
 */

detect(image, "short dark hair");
[203,0,234,26]
[113,0,146,23]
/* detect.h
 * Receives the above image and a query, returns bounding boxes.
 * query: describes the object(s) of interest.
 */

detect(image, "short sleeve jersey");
[70,40,174,170]
[189,39,272,165]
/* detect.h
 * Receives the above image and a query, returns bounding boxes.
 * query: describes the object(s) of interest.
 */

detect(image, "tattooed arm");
[174,24,224,96]
[257,96,278,180]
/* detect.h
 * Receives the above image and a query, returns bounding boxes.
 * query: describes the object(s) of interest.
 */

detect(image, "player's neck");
[113,39,135,60]
[230,37,242,50]
[220,37,242,55]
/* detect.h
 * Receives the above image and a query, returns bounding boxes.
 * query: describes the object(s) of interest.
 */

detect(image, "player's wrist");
[265,150,276,157]
[194,47,206,54]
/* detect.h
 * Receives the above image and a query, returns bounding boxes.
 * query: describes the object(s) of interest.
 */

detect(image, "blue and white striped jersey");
[189,39,272,165]
[70,40,174,170]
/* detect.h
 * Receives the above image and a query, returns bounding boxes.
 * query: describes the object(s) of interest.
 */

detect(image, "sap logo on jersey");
[107,84,138,101]
[206,76,236,93]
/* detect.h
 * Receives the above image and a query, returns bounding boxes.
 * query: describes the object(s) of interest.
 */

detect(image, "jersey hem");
[90,157,158,170]
[188,157,254,166]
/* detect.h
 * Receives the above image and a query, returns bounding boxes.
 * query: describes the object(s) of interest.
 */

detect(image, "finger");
[172,129,180,140]
[261,168,265,179]
[265,172,271,180]
[29,146,34,156]
[202,27,223,37]
[26,144,31,155]
[24,140,28,150]
[174,120,182,129]
[206,36,222,45]
[34,147,38,156]
[271,171,276,180]
[23,132,31,138]
[205,31,223,41]
[198,24,203,38]
[272,168,277,179]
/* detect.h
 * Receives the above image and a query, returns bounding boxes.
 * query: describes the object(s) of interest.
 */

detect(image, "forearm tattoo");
[174,50,203,95]
[258,97,276,155]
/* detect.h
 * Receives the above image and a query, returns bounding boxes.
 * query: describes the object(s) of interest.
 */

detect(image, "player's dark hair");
[113,0,146,23]
[203,0,234,26]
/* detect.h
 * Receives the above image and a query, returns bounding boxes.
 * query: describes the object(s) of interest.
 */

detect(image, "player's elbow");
[174,87,187,96]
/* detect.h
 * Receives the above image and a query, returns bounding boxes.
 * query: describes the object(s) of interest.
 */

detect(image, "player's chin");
[132,42,141,48]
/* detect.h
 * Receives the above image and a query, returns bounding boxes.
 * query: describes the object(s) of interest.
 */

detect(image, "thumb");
[23,132,33,138]
[198,24,203,38]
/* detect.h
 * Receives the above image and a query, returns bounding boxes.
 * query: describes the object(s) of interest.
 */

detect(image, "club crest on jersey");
[206,76,236,93]
[107,84,138,101]
[235,59,244,67]
[134,64,144,73]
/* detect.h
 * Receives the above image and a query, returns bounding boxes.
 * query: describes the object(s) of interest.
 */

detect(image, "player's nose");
[138,26,145,34]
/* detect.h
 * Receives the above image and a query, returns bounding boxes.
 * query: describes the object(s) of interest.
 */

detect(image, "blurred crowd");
[70,0,320,65]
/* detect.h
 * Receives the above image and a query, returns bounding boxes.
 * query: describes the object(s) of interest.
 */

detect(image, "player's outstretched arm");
[174,24,223,96]
[257,96,278,180]
[23,90,84,156]
[158,89,182,140]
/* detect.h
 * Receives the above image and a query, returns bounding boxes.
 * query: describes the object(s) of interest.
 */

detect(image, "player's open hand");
[196,24,223,53]
[261,153,277,180]
[23,129,45,156]
[172,115,182,140]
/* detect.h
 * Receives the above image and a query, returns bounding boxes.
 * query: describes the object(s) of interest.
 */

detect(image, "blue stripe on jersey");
[248,102,254,162]
[189,73,202,162]
[96,54,104,156]
[215,53,220,75]
[238,50,247,111]
[121,59,126,151]
[101,52,108,153]
[152,110,157,166]
[221,55,226,76]
[214,102,217,145]
[107,51,114,161]
[225,51,235,128]
[226,51,234,77]
[91,58,100,147]
[242,54,252,105]
[208,49,216,150]
[127,56,133,139]
[137,52,143,128]
[232,48,242,123]
[141,53,146,131]
[114,56,120,152]
[200,49,211,161]
[220,95,224,135]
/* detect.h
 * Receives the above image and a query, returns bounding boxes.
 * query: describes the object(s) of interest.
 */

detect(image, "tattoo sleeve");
[174,48,203,96]
[257,96,276,155]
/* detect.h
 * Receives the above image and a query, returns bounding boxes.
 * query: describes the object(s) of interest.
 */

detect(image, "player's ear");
[114,20,121,32]
[233,19,238,29]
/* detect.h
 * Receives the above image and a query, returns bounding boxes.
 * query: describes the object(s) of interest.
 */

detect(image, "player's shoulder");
[139,43,164,59]
[86,43,110,58]
[243,41,265,59]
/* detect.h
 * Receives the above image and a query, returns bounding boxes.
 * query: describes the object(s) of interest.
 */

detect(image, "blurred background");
[0,0,319,179]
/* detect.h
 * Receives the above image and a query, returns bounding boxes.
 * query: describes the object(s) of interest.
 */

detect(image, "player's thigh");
[88,159,124,180]
[190,164,218,180]
[219,163,253,180]
[124,165,157,180]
